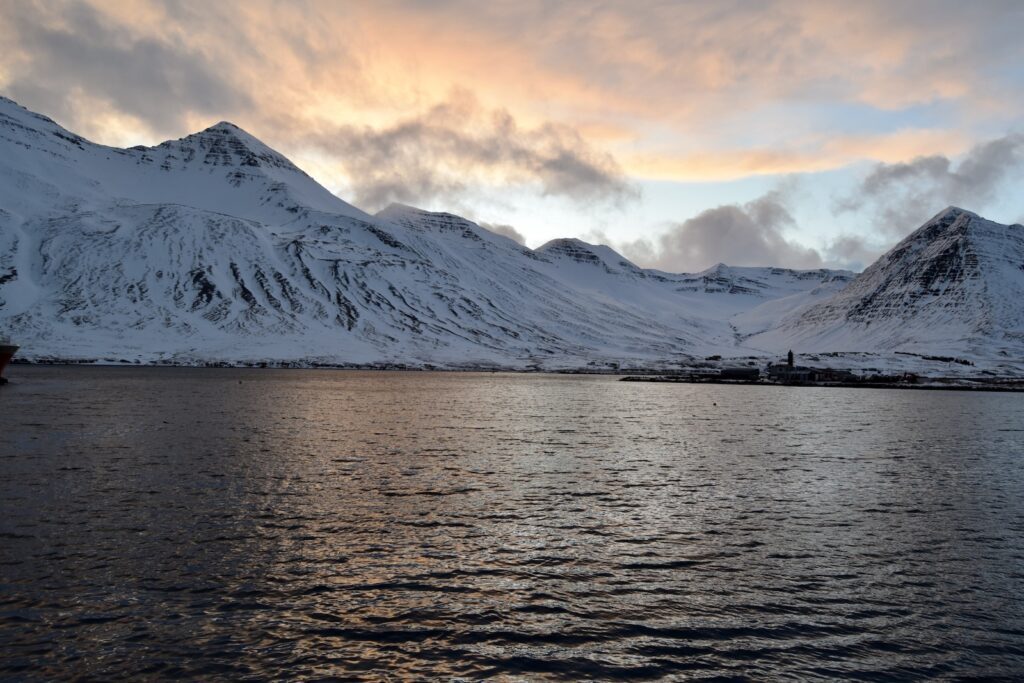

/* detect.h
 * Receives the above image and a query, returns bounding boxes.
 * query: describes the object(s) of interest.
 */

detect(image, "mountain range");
[1,95,1022,372]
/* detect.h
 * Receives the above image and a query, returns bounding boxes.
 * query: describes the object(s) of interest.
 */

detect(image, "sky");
[2,0,1024,272]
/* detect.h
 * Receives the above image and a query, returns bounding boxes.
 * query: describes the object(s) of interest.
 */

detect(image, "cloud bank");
[3,1,1023,183]
[307,93,637,211]
[619,193,824,273]
[838,134,1024,232]
[1,0,1024,251]
[478,222,527,245]
[1,0,251,136]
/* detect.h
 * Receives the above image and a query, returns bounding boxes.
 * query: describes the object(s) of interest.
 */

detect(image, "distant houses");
[621,351,929,387]
[766,350,856,384]
[767,365,857,384]
[767,363,812,383]
[715,351,859,384]
[647,350,919,386]
[720,366,760,380]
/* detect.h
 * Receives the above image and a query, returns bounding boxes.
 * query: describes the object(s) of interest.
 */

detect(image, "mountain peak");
[703,262,729,274]
[757,208,1024,354]
[190,120,269,150]
[902,206,994,250]
[0,94,88,146]
[378,202,421,214]
[928,205,978,224]
[375,203,499,245]
[197,120,263,146]
[537,238,640,271]
[376,203,455,220]
[206,120,242,133]
[879,206,997,276]
[148,119,300,173]
[537,237,598,254]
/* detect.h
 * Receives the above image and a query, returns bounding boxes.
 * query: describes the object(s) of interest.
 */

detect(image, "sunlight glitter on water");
[2,366,1023,679]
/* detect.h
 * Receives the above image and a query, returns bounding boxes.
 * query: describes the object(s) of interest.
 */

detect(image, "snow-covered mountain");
[749,207,1024,360]
[1,95,1019,370]
[0,95,856,368]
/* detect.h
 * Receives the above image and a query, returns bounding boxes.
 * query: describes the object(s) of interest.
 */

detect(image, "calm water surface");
[2,366,1024,680]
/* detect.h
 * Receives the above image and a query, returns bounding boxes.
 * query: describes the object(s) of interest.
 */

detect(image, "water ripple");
[2,366,1024,679]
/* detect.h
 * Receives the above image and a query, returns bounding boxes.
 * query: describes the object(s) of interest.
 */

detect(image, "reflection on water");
[2,366,1024,679]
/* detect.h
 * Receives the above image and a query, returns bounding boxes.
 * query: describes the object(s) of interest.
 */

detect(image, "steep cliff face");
[748,207,1024,356]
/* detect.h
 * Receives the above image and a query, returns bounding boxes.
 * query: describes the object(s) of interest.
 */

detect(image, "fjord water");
[2,367,1023,679]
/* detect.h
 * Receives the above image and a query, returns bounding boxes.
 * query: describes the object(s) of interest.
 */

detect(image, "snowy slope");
[748,207,1024,358]
[10,94,1015,369]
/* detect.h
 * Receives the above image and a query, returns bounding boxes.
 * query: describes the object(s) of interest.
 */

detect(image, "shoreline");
[619,375,1024,392]
[8,359,630,374]
[6,361,1024,391]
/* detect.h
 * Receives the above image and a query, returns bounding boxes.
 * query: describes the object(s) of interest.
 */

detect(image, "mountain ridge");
[0,95,1020,371]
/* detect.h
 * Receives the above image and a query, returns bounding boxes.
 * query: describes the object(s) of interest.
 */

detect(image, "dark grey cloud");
[837,133,1024,233]
[307,93,638,212]
[1,0,251,133]
[822,235,882,272]
[620,192,823,273]
[479,222,527,245]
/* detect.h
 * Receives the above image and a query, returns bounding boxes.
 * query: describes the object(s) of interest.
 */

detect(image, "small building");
[767,364,814,383]
[720,367,760,381]
[813,367,856,383]
[767,349,857,384]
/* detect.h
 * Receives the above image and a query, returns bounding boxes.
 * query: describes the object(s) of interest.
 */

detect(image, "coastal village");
[620,350,1014,390]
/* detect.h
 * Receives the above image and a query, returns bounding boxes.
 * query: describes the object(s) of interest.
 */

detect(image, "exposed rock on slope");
[748,207,1024,357]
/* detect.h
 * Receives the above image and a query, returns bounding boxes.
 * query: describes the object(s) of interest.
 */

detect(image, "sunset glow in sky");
[3,0,1024,271]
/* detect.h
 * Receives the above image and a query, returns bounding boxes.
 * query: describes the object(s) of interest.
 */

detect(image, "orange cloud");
[627,129,971,181]
[0,0,1019,194]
